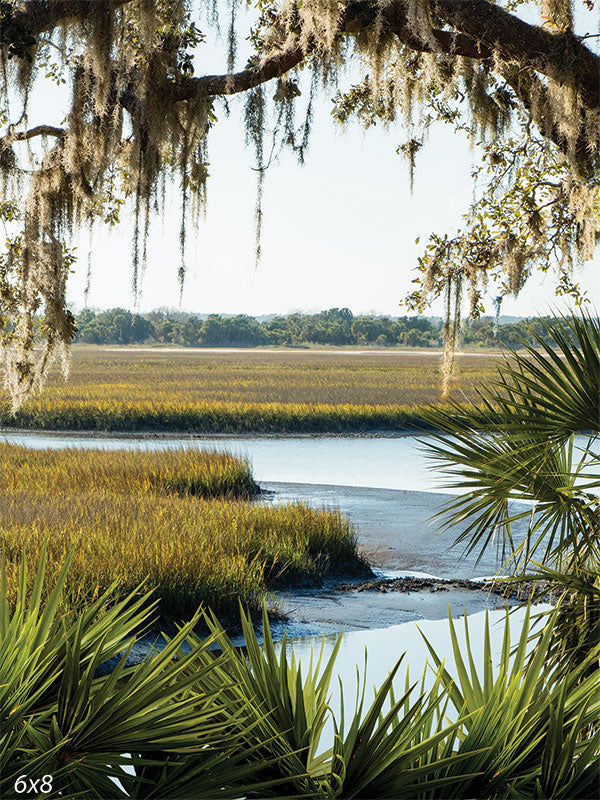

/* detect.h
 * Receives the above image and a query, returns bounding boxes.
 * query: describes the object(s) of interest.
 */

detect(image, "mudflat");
[263,482,521,577]
[263,482,525,637]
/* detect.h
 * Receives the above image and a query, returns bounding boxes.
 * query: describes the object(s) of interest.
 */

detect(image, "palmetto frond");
[422,312,600,568]
[0,548,291,799]
[3,552,599,798]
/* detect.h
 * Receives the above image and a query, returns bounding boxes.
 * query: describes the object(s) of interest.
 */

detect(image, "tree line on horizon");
[73,307,560,350]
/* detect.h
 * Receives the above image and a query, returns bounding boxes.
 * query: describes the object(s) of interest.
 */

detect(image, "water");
[278,603,552,754]
[1,430,593,494]
[0,430,465,493]
[3,429,589,705]
[2,429,593,582]
[287,605,535,688]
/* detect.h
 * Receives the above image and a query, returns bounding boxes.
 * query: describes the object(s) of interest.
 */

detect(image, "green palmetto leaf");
[1,547,158,734]
[490,313,600,440]
[321,647,490,799]
[1,545,73,730]
[3,548,600,798]
[419,606,600,798]
[517,560,600,678]
[1,553,310,799]
[185,603,337,795]
[421,312,600,570]
[182,608,485,799]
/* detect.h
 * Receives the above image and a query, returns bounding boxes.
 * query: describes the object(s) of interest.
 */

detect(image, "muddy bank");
[261,482,534,639]
[263,482,530,579]
[270,574,515,638]
[0,427,423,440]
[337,575,518,596]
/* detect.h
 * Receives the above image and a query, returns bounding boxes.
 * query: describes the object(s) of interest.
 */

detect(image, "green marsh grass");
[0,445,259,499]
[0,347,501,432]
[0,444,363,619]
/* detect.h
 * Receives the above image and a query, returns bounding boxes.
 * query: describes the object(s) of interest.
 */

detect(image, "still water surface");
[1,429,593,493]
[275,603,552,754]
[0,431,457,493]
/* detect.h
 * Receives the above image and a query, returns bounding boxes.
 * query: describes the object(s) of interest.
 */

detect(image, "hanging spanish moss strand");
[245,86,266,268]
[440,271,462,398]
[493,296,502,338]
[540,0,574,32]
[179,118,191,297]
[84,223,93,305]
[227,0,238,73]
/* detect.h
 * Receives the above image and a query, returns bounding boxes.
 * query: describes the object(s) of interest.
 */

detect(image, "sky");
[12,2,600,318]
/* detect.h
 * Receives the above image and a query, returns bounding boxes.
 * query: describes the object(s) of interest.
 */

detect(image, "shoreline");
[0,426,426,440]
[128,570,522,660]
[2,433,530,645]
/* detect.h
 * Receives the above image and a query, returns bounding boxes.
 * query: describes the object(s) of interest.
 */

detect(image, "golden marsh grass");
[0,444,362,619]
[1,347,501,432]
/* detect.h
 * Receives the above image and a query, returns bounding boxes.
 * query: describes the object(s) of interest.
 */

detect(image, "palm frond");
[421,313,600,569]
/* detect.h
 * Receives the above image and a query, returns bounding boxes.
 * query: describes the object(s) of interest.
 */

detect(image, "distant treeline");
[73,307,558,349]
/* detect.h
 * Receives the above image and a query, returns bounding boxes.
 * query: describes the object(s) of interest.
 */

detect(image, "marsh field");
[1,346,501,432]
[0,346,502,623]
[3,325,599,799]
[0,346,500,625]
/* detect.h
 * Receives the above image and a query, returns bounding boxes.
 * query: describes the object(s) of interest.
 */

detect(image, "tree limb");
[4,1,598,174]
[2,1,133,40]
[169,4,493,102]
[429,0,599,109]
[170,26,490,105]
[5,1,598,111]
[169,1,597,110]
[9,124,65,140]
[171,46,307,101]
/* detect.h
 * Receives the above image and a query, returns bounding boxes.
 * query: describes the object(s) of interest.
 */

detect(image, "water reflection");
[278,604,551,754]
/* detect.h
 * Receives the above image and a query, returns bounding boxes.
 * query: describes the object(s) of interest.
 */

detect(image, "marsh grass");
[4,398,446,432]
[0,444,362,620]
[0,347,500,432]
[0,445,260,499]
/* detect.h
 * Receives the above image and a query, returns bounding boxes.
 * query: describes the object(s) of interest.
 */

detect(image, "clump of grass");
[0,444,364,621]
[2,398,439,432]
[0,444,259,499]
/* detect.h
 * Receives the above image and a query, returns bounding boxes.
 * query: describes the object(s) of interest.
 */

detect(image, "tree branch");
[6,1,598,112]
[169,4,493,102]
[163,0,597,177]
[380,1,493,58]
[9,124,65,141]
[429,0,599,110]
[2,1,133,40]
[5,1,598,175]
[169,1,597,111]
[171,46,307,101]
